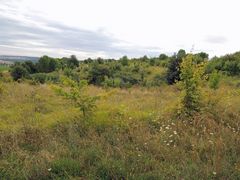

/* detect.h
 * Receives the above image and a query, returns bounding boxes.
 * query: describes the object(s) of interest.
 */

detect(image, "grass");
[0,65,9,73]
[0,80,240,179]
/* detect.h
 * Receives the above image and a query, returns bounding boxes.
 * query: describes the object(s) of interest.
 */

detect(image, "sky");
[0,0,240,59]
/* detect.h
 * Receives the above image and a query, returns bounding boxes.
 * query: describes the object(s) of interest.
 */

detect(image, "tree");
[166,49,186,84]
[179,54,206,114]
[55,77,98,118]
[119,56,129,66]
[22,61,37,74]
[177,49,186,60]
[37,56,60,73]
[37,56,51,73]
[209,70,220,90]
[159,53,168,60]
[88,64,110,85]
[67,55,79,69]
[11,65,29,81]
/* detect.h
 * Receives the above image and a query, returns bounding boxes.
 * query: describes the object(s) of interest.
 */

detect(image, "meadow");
[0,78,240,179]
[1,51,240,179]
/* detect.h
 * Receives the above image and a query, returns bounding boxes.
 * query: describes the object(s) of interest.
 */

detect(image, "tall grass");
[0,81,240,179]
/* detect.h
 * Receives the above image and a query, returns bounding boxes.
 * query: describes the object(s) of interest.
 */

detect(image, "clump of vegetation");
[209,70,221,90]
[54,77,98,118]
[179,54,206,114]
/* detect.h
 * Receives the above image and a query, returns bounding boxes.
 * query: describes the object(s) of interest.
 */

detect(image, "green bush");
[31,73,47,84]
[11,65,29,81]
[179,54,206,114]
[209,70,220,90]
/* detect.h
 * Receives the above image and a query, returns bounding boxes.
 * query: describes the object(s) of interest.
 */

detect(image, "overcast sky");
[0,0,239,59]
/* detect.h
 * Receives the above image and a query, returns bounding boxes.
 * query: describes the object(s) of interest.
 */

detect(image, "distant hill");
[0,55,39,63]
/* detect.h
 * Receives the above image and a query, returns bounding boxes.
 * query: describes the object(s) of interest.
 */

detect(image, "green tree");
[67,55,79,69]
[209,70,220,90]
[166,49,186,84]
[55,77,98,118]
[11,65,29,81]
[37,56,59,73]
[22,61,37,74]
[179,54,205,114]
[88,64,110,85]
[37,55,51,73]
[159,53,168,60]
[120,56,129,66]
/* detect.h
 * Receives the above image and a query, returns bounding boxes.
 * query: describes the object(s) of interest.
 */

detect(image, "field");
[0,65,9,73]
[0,79,240,179]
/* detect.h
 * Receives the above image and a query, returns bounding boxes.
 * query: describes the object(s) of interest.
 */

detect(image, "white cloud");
[0,0,240,58]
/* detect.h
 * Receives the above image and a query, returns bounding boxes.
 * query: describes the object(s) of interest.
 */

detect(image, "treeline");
[10,54,170,87]
[206,51,240,76]
[9,50,240,87]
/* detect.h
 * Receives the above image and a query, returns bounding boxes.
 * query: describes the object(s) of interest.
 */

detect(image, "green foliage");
[119,55,129,66]
[31,73,48,84]
[22,61,37,74]
[55,77,98,118]
[206,51,240,76]
[67,55,79,69]
[31,72,60,84]
[37,55,59,73]
[209,70,220,90]
[159,53,168,60]
[166,49,186,84]
[11,64,29,80]
[88,63,110,85]
[0,65,10,72]
[179,54,206,114]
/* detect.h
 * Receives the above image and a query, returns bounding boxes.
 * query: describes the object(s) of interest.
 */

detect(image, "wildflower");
[173,131,177,135]
[169,140,173,143]
[169,135,173,138]
[213,171,217,175]
[210,132,214,135]
[48,168,52,172]
[166,143,170,146]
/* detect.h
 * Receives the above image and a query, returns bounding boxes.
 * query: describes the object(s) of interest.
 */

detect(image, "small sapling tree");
[179,54,206,115]
[54,77,98,119]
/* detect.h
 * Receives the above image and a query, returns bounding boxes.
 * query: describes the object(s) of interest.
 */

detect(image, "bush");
[31,73,47,84]
[11,65,29,81]
[209,70,220,90]
[47,72,60,83]
[179,54,206,114]
[54,77,98,118]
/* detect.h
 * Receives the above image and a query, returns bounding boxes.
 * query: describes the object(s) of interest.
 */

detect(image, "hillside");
[0,51,240,179]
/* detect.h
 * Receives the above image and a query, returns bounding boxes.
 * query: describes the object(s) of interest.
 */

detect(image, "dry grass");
[0,81,240,179]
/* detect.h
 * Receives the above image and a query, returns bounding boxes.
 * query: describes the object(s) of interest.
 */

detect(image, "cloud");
[205,35,228,44]
[0,1,161,59]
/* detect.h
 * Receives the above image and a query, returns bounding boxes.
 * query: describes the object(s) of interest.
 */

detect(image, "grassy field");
[0,80,240,179]
[0,65,9,73]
